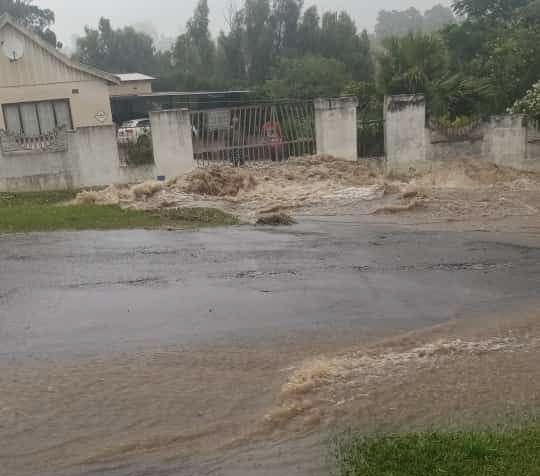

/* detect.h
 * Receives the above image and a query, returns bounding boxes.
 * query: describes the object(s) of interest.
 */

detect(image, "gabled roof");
[0,13,119,84]
[115,73,156,82]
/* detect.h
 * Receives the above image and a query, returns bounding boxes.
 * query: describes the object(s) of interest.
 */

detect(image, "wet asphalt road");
[1,218,540,359]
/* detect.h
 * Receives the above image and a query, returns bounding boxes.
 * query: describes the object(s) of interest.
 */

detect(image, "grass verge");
[335,426,540,476]
[0,191,239,233]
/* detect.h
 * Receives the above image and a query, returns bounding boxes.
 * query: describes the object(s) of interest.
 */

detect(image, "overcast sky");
[35,0,451,47]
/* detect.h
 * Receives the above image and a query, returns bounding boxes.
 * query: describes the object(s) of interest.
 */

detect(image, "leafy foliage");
[263,55,350,99]
[74,18,158,74]
[378,32,448,96]
[377,0,540,120]
[510,80,540,120]
[375,5,456,41]
[0,0,59,46]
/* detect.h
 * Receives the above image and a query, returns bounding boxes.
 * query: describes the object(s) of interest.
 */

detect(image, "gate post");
[149,109,194,180]
[384,94,428,174]
[314,97,358,161]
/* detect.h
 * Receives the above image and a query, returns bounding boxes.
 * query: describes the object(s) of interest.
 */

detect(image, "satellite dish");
[2,37,25,62]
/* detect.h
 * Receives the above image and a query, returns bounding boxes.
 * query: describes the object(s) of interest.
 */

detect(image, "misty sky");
[34,0,451,47]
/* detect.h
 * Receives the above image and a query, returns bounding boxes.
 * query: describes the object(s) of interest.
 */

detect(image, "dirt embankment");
[75,156,540,224]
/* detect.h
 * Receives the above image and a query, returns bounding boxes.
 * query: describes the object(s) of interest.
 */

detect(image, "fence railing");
[189,102,316,165]
[0,128,68,154]
[358,119,385,158]
[428,117,484,141]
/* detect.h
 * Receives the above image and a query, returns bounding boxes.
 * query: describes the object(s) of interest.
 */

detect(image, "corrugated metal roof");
[111,90,251,99]
[115,73,156,82]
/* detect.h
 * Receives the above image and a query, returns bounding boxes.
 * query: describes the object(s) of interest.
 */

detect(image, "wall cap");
[314,97,358,111]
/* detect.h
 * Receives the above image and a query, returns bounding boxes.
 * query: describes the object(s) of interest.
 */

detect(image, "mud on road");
[74,156,540,228]
[1,217,540,476]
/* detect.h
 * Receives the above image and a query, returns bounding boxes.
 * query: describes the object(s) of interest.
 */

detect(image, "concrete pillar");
[314,97,358,161]
[150,109,194,180]
[484,115,529,170]
[384,94,427,173]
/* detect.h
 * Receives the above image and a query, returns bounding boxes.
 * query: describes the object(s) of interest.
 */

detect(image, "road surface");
[1,218,539,475]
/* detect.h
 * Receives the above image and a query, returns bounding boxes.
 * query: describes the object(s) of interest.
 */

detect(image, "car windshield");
[120,119,149,128]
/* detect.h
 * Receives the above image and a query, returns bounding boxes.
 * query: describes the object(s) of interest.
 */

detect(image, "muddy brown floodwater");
[1,216,540,476]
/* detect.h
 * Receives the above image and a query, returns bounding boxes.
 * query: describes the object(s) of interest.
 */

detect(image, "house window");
[2,100,73,136]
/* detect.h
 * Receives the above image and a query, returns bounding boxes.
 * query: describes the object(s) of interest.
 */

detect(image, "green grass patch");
[335,426,540,476]
[0,191,239,233]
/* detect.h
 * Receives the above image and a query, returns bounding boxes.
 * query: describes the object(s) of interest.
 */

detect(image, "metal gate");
[190,102,316,165]
[358,119,385,159]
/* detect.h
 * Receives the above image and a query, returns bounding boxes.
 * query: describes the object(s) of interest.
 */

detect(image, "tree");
[452,0,530,21]
[244,0,273,82]
[297,5,320,54]
[174,0,216,80]
[374,5,455,41]
[263,55,350,99]
[423,5,456,33]
[375,8,423,41]
[510,80,540,120]
[0,0,59,46]
[319,11,373,82]
[378,32,448,95]
[271,0,303,55]
[74,18,158,74]
[441,0,540,112]
[216,7,247,85]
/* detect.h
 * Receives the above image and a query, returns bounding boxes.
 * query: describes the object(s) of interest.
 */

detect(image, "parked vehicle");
[117,118,151,144]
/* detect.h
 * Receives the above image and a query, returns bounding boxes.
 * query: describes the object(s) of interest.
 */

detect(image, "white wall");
[483,115,538,171]
[314,97,358,161]
[0,126,155,192]
[384,95,540,173]
[150,109,195,180]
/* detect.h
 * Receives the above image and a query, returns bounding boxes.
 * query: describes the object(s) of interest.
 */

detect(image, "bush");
[510,81,540,120]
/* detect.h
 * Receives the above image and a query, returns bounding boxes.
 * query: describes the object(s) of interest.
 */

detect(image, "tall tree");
[320,11,373,82]
[271,0,303,55]
[375,5,455,41]
[423,5,456,33]
[375,8,423,41]
[216,6,247,85]
[452,0,530,21]
[297,5,320,54]
[244,0,273,82]
[174,0,216,80]
[74,18,158,74]
[0,0,59,46]
[264,55,350,99]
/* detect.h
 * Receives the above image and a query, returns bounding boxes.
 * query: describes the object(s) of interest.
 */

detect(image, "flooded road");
[1,218,540,475]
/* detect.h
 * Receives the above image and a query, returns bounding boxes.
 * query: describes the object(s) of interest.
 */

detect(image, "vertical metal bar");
[256,104,262,162]
[241,105,248,163]
[262,104,268,161]
[298,102,308,156]
[247,105,254,163]
[287,102,298,158]
[291,103,303,158]
[299,102,306,156]
[306,102,315,155]
[300,102,310,156]
[279,103,289,159]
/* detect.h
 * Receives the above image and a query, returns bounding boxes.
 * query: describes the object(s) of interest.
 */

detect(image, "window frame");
[2,99,74,136]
